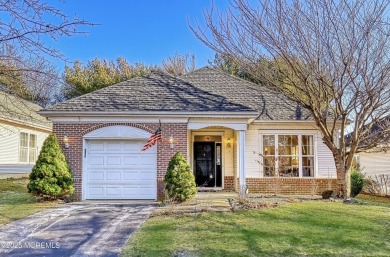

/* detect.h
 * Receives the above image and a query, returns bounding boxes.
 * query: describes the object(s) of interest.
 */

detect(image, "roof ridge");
[181,66,277,95]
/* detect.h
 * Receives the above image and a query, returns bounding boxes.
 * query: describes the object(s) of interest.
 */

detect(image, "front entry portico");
[188,118,248,194]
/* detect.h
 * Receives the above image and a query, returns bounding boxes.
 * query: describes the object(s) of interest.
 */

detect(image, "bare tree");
[161,52,196,76]
[0,0,92,125]
[191,0,390,197]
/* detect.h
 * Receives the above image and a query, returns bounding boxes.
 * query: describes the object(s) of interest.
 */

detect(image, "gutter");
[38,110,260,119]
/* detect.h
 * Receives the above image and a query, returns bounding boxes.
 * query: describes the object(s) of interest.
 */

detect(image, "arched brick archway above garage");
[82,123,155,136]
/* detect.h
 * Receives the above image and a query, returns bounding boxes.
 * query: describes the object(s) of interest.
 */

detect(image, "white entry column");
[238,130,246,195]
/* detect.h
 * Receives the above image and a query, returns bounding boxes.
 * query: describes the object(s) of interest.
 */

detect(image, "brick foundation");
[245,178,339,195]
[223,176,338,195]
[53,122,187,200]
[223,176,236,192]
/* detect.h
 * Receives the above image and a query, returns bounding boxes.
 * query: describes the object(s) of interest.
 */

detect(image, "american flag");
[141,127,162,152]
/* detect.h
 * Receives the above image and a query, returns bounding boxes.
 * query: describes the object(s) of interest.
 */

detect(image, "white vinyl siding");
[245,128,261,178]
[316,133,337,178]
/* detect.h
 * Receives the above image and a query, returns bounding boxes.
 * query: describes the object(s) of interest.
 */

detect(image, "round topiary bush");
[164,152,196,202]
[27,134,74,199]
[351,169,364,197]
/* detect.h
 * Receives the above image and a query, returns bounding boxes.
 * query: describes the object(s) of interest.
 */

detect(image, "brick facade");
[53,122,187,200]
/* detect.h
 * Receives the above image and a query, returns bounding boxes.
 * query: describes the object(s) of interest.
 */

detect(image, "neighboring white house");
[0,92,52,174]
[357,150,390,177]
[354,115,390,177]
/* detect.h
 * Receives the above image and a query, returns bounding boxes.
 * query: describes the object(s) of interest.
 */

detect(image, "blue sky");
[51,0,228,70]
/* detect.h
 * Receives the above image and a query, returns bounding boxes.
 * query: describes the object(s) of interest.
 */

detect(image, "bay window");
[262,134,315,177]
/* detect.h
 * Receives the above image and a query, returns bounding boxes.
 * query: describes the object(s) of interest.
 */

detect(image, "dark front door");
[194,142,222,187]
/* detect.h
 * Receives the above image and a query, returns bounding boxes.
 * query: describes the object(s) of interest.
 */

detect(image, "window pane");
[263,135,275,155]
[29,148,37,163]
[263,156,275,177]
[29,134,37,148]
[279,157,299,177]
[20,132,28,147]
[20,148,28,163]
[278,135,298,156]
[302,157,314,177]
[20,133,28,162]
[302,135,314,155]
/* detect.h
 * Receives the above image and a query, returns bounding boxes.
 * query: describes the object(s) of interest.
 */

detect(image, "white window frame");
[259,130,317,178]
[19,132,38,164]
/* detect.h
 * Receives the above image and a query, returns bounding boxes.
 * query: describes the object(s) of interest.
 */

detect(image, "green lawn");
[122,200,390,257]
[356,194,390,206]
[0,177,58,226]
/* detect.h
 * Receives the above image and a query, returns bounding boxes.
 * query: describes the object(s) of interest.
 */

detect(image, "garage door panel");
[139,172,154,180]
[85,139,157,200]
[89,171,105,181]
[139,187,156,197]
[106,156,121,165]
[123,155,138,165]
[106,187,121,196]
[140,164,156,170]
[89,156,104,165]
[122,187,138,196]
[90,142,105,151]
[124,142,143,152]
[106,171,121,181]
[106,142,122,151]
[140,155,156,165]
[123,171,138,180]
[88,187,104,197]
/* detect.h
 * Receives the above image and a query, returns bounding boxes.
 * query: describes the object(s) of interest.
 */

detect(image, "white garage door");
[85,140,157,200]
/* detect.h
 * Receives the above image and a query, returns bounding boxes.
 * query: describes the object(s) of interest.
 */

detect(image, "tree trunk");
[335,165,345,197]
[344,168,351,198]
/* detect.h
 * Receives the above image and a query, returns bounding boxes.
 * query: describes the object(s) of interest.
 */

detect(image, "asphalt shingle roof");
[44,67,312,120]
[0,92,52,128]
[179,67,312,120]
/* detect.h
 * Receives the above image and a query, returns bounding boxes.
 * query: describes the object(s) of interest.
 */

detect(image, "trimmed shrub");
[351,169,364,197]
[164,152,196,201]
[27,134,74,199]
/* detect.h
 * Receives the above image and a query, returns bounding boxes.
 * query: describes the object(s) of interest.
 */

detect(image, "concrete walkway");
[155,192,238,215]
[0,203,156,257]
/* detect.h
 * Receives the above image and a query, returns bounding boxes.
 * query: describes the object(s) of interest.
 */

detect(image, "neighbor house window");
[20,132,38,163]
[262,134,315,177]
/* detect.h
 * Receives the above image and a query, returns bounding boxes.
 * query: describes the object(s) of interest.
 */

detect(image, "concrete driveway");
[0,203,156,257]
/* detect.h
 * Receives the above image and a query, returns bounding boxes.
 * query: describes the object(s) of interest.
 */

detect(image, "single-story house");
[40,67,339,200]
[0,92,52,174]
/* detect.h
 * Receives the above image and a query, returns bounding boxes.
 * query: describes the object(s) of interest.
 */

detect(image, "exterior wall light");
[63,135,69,148]
[169,136,174,149]
[227,138,232,148]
